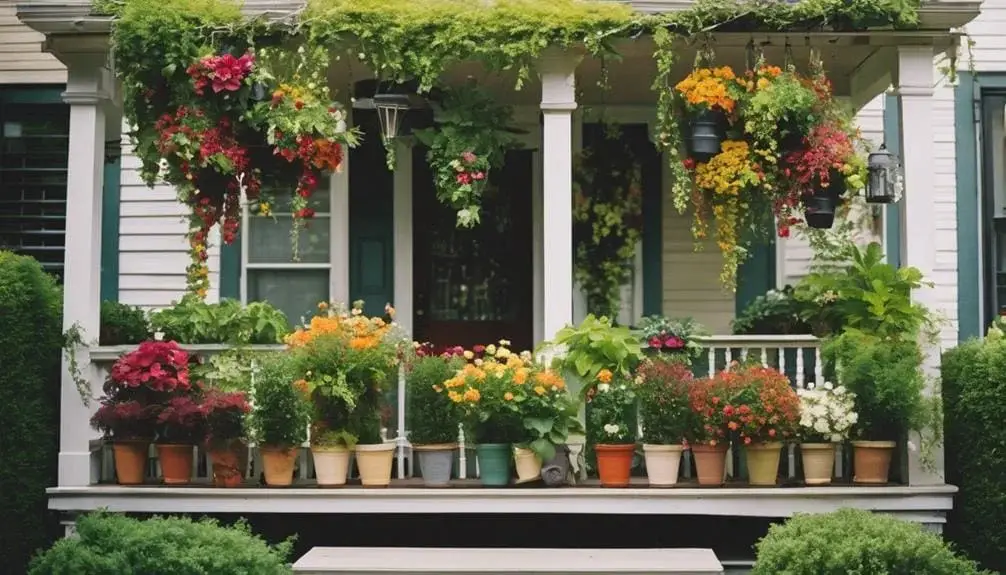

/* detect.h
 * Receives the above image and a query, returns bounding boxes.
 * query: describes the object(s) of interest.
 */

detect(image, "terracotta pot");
[312,445,351,487]
[595,444,635,487]
[514,447,542,482]
[691,443,728,486]
[355,442,395,487]
[800,443,836,485]
[414,443,456,487]
[260,445,299,487]
[156,444,193,485]
[112,440,150,485]
[852,440,896,484]
[745,442,783,486]
[643,444,683,487]
[207,440,248,487]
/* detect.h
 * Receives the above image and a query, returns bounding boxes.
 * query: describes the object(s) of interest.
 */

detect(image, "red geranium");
[108,341,191,394]
[201,390,251,447]
[720,365,801,445]
[187,52,254,95]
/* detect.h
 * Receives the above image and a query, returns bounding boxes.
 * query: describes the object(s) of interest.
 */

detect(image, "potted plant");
[728,365,801,486]
[635,358,696,487]
[407,349,464,487]
[248,353,311,487]
[674,66,741,160]
[687,371,740,486]
[796,382,857,485]
[826,333,929,484]
[154,395,205,484]
[511,363,581,484]
[201,389,251,487]
[782,122,865,230]
[442,343,525,486]
[638,315,707,360]
[588,369,638,488]
[90,399,157,485]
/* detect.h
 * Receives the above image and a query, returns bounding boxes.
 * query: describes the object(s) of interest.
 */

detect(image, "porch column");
[58,49,112,487]
[538,50,581,340]
[896,45,943,486]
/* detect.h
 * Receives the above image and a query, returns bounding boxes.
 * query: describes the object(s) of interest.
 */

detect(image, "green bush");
[99,300,150,345]
[0,251,62,572]
[752,509,989,575]
[406,354,464,445]
[943,337,1006,572]
[29,512,293,574]
[248,353,311,447]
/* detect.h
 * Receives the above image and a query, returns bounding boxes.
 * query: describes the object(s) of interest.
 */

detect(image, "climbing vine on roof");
[100,0,923,295]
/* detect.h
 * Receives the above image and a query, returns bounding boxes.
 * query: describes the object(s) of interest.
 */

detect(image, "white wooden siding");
[0,0,65,84]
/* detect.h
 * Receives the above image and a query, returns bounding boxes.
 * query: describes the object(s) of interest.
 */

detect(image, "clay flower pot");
[514,447,542,482]
[260,445,299,487]
[691,443,728,486]
[355,442,396,487]
[643,444,683,487]
[156,444,193,485]
[745,442,783,486]
[852,440,896,484]
[414,444,456,487]
[206,440,248,488]
[112,439,150,485]
[595,444,635,487]
[312,445,352,487]
[800,443,836,485]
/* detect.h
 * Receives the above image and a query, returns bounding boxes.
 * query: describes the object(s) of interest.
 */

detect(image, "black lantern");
[373,93,412,142]
[866,143,902,204]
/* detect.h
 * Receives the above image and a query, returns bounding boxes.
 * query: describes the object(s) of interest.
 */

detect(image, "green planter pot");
[476,443,512,486]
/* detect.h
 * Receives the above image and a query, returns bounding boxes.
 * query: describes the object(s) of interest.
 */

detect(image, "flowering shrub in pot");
[637,315,706,361]
[634,358,696,486]
[510,358,580,484]
[154,395,205,484]
[725,365,800,486]
[796,381,857,485]
[674,66,742,160]
[406,346,464,486]
[90,400,158,485]
[201,390,251,487]
[587,369,637,488]
[248,353,311,487]
[687,371,742,486]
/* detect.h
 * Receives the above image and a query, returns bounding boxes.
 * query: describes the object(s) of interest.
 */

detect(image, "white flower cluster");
[797,381,858,442]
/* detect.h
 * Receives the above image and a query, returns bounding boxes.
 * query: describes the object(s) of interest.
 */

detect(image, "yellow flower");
[318,301,329,310]
[433,384,443,393]
[448,391,463,403]
[514,368,528,385]
[499,339,511,347]
[463,350,474,360]
[463,388,481,402]
[534,385,547,396]
[597,369,613,384]
[486,344,497,355]
[504,392,514,401]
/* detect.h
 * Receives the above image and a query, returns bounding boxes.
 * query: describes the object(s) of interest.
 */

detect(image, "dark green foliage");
[29,512,294,574]
[248,353,311,447]
[942,338,1006,572]
[99,300,151,345]
[406,355,464,445]
[732,286,813,335]
[752,509,989,575]
[0,251,62,572]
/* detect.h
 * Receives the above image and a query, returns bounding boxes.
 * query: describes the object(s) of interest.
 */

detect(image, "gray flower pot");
[542,444,572,487]
[416,445,455,487]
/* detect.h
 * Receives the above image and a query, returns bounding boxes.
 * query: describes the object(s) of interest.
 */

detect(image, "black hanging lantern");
[866,143,902,204]
[373,93,412,143]
[686,109,725,162]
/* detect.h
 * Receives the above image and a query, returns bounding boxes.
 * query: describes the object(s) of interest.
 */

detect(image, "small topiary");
[0,251,62,572]
[751,508,990,575]
[99,300,150,345]
[29,512,294,574]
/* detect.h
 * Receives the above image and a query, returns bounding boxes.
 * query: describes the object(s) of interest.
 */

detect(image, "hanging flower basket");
[685,108,726,162]
[803,170,846,230]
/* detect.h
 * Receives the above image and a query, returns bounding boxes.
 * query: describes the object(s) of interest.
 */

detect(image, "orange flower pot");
[112,440,150,485]
[691,443,728,486]
[156,444,193,485]
[207,440,248,488]
[595,444,635,487]
[260,445,299,487]
[852,440,896,484]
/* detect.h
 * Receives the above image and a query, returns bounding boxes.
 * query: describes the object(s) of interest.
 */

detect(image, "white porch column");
[59,50,112,487]
[393,138,414,337]
[330,107,351,305]
[896,45,943,486]
[538,50,581,340]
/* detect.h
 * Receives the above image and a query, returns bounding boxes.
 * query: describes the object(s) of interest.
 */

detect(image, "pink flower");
[461,151,477,164]
[473,171,485,181]
[456,172,471,185]
[648,337,663,349]
[664,336,685,349]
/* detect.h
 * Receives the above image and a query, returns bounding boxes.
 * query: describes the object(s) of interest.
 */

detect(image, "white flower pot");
[514,447,542,482]
[800,442,836,485]
[311,446,351,487]
[643,444,684,486]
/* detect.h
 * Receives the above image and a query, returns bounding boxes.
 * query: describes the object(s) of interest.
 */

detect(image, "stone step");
[292,547,724,574]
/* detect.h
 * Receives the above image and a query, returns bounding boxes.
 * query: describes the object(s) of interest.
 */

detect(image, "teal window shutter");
[219,233,241,300]
[735,237,776,317]
[101,150,121,302]
[883,94,902,268]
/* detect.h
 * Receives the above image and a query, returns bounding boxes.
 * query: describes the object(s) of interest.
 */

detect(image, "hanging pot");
[686,109,725,162]
[804,171,846,230]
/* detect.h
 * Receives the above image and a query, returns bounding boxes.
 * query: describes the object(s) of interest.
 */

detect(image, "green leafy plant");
[637,315,707,358]
[551,314,645,386]
[0,251,62,572]
[99,300,150,345]
[29,512,294,574]
[406,352,464,446]
[732,286,814,335]
[189,348,257,393]
[149,296,290,345]
[751,508,990,575]
[635,358,697,445]
[247,353,312,447]
[513,366,583,462]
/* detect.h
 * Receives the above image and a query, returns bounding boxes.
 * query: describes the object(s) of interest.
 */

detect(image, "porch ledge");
[89,343,284,363]
[47,484,956,520]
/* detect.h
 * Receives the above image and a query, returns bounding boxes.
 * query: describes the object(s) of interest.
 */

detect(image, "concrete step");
[292,547,724,574]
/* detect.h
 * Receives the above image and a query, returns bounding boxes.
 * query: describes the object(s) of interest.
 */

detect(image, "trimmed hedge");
[752,509,988,575]
[29,513,294,574]
[0,252,62,571]
[942,337,1006,572]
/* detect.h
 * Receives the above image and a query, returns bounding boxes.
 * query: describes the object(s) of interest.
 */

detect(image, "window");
[982,95,1006,327]
[243,180,333,324]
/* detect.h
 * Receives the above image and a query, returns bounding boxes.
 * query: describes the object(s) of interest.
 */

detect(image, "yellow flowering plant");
[675,66,744,116]
[286,300,404,446]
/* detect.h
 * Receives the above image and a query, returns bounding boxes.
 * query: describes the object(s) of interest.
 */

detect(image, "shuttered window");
[0,89,70,279]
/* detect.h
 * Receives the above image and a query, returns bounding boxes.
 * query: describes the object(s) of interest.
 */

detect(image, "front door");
[412,148,534,352]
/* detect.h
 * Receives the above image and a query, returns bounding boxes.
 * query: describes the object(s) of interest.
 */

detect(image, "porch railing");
[87,335,832,485]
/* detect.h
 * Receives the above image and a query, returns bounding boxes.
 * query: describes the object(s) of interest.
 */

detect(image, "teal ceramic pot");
[476,443,512,486]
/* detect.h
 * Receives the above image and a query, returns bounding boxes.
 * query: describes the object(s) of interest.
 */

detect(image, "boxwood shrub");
[752,509,988,575]
[29,513,294,574]
[0,251,62,572]
[942,337,1006,572]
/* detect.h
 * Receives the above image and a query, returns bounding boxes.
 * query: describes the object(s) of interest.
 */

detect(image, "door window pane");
[247,216,331,264]
[247,269,329,325]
